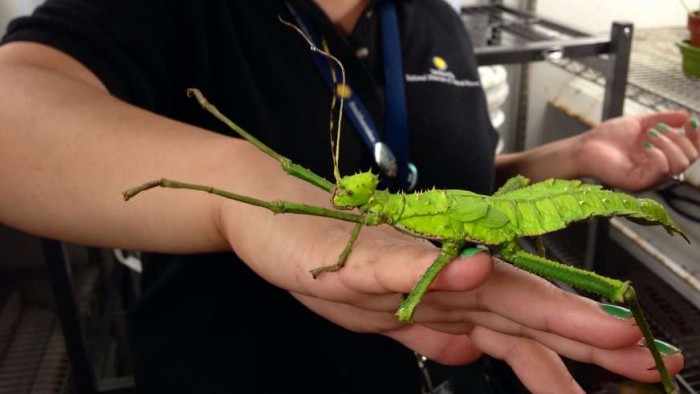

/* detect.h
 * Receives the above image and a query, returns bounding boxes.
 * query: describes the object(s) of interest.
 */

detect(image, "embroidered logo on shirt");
[432,56,448,71]
[406,56,480,88]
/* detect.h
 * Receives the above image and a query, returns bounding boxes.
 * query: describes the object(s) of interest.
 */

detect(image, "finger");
[639,141,671,180]
[685,117,700,148]
[657,123,698,162]
[646,128,690,175]
[469,326,585,394]
[387,324,483,365]
[296,293,484,366]
[636,111,689,132]
[294,224,431,297]
[292,292,404,333]
[421,313,683,383]
[334,235,494,295]
[421,261,642,349]
[429,311,683,382]
[523,326,685,383]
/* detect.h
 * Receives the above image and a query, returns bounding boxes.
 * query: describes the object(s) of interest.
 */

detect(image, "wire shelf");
[627,28,700,116]
[553,27,700,119]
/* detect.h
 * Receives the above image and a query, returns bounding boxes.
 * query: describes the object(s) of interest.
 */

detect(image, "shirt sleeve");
[1,0,184,112]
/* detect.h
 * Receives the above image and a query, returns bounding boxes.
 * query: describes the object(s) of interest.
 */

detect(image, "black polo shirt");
[3,0,498,392]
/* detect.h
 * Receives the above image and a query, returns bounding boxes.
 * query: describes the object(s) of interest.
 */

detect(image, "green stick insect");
[124,23,687,394]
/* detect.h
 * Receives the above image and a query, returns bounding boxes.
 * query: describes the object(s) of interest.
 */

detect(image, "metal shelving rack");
[462,3,632,146]
[462,3,700,393]
[553,27,700,119]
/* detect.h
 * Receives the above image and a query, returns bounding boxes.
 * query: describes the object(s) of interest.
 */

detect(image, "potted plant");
[678,1,700,78]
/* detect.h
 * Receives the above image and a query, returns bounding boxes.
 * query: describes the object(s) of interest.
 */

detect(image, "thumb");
[325,232,494,295]
[428,248,494,292]
[370,244,494,294]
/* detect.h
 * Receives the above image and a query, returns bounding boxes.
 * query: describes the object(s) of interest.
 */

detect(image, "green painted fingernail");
[600,303,633,319]
[644,141,654,149]
[641,339,681,356]
[691,118,699,129]
[658,123,669,132]
[649,129,661,137]
[459,245,488,257]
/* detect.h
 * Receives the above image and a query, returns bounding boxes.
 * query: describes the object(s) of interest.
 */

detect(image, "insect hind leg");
[493,175,530,196]
[623,287,678,394]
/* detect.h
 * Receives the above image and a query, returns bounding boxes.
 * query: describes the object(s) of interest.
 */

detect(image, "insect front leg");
[187,88,334,192]
[123,178,367,224]
[395,240,466,323]
[310,222,364,278]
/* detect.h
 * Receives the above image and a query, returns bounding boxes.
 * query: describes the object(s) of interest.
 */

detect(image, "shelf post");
[585,22,634,274]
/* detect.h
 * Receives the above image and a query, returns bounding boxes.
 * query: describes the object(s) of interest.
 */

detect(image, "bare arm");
[495,136,581,185]
[495,111,699,191]
[0,41,313,253]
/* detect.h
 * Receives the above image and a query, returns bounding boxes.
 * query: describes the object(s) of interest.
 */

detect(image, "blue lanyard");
[285,1,417,191]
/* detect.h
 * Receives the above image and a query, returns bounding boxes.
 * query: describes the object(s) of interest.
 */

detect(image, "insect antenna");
[278,17,346,184]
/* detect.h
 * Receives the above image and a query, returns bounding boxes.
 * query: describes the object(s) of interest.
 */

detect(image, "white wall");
[1,0,44,32]
[536,0,688,33]
[460,0,689,32]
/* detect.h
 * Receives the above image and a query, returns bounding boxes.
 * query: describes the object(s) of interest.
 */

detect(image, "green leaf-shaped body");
[366,178,684,245]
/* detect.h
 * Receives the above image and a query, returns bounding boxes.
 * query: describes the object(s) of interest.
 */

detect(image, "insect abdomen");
[490,179,685,239]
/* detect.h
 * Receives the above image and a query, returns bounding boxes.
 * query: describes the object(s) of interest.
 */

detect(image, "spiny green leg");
[493,175,530,196]
[395,240,465,323]
[186,88,334,193]
[499,242,631,300]
[624,287,678,394]
[123,178,369,224]
[310,222,363,278]
[499,242,676,394]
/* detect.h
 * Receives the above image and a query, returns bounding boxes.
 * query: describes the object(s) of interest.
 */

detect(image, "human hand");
[220,181,683,393]
[576,112,699,191]
[294,233,683,392]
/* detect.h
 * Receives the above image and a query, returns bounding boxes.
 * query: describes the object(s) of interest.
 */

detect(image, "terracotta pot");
[690,11,700,47]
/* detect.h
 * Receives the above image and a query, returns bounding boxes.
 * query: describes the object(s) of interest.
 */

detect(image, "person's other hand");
[576,112,698,191]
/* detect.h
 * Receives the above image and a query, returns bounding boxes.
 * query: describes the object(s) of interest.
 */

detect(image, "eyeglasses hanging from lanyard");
[285,1,418,192]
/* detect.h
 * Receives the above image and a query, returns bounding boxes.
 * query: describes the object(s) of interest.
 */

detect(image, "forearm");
[494,134,585,185]
[0,43,314,253]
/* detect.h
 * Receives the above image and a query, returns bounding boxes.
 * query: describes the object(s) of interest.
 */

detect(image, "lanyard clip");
[374,142,397,178]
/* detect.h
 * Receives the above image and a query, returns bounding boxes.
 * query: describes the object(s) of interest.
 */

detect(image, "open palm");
[578,112,698,191]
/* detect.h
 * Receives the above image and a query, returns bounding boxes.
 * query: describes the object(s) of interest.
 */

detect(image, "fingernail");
[639,339,682,357]
[649,129,661,137]
[599,303,633,319]
[655,339,682,356]
[644,141,654,149]
[459,245,489,257]
[691,118,699,129]
[658,123,669,132]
